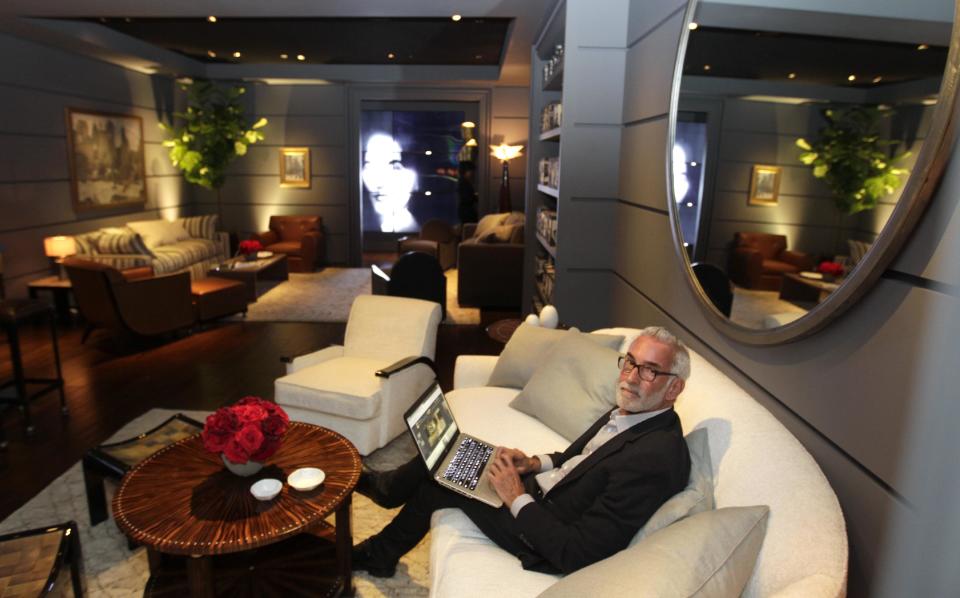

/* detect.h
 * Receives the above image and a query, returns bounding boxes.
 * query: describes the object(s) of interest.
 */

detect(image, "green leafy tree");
[796,105,910,215]
[159,79,267,222]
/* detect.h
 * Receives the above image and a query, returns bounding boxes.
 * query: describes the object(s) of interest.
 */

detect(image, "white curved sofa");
[429,327,847,598]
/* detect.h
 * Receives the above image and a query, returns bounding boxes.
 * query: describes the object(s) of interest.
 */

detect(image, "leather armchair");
[398,219,458,270]
[64,258,195,342]
[253,215,325,272]
[728,232,813,291]
[457,220,524,308]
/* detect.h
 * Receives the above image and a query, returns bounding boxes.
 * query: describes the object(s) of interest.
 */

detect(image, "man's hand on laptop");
[498,447,541,474]
[488,449,526,506]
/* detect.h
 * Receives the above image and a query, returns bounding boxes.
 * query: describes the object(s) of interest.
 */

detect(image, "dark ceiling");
[71,17,512,65]
[685,27,949,87]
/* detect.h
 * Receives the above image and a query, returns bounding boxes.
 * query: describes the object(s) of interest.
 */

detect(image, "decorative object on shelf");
[279,147,311,188]
[539,156,560,189]
[543,43,565,86]
[238,239,263,261]
[66,108,147,212]
[43,236,77,280]
[537,207,558,245]
[492,143,524,212]
[524,313,540,326]
[160,79,268,224]
[202,396,290,477]
[540,102,563,133]
[539,304,559,329]
[747,165,782,206]
[796,105,910,215]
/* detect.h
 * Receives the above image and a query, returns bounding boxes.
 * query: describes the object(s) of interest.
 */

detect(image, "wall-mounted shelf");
[537,233,557,258]
[539,128,561,141]
[537,184,560,198]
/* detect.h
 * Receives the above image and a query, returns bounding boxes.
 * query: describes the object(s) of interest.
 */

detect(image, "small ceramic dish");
[250,478,282,501]
[288,467,325,491]
[256,251,274,258]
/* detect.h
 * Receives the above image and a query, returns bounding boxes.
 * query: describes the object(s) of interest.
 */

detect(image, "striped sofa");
[70,215,228,280]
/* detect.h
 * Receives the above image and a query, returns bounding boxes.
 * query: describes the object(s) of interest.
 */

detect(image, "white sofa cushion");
[274,356,391,420]
[539,506,770,598]
[446,387,567,456]
[127,219,190,249]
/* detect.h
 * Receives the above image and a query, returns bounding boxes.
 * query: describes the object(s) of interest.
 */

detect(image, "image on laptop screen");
[406,385,458,470]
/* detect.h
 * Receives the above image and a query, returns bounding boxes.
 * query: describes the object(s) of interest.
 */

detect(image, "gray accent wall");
[0,32,189,299]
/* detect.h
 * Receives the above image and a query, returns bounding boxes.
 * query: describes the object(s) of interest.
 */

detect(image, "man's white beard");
[617,381,670,413]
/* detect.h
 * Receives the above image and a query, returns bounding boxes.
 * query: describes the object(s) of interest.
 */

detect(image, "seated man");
[354,326,692,576]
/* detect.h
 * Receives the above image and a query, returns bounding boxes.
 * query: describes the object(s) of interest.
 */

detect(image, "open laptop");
[404,382,503,507]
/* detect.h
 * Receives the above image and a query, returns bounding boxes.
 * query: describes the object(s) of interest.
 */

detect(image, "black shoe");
[356,463,395,508]
[357,461,422,509]
[352,539,397,578]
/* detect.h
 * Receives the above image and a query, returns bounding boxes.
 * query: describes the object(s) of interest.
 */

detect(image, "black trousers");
[365,458,534,567]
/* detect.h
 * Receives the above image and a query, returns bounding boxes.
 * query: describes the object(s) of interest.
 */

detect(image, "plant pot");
[221,454,264,476]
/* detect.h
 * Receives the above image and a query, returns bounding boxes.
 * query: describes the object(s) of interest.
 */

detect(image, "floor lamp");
[492,143,523,212]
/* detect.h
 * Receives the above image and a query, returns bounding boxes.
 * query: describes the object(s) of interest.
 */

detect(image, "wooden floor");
[0,314,512,521]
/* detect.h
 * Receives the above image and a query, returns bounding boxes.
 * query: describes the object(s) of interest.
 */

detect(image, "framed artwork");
[748,164,782,206]
[65,108,146,212]
[279,147,311,188]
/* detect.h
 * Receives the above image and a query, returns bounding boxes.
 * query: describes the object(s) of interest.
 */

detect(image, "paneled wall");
[596,0,960,594]
[0,33,189,298]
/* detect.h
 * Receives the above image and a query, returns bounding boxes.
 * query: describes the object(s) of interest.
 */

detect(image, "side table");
[27,276,73,324]
[113,422,361,597]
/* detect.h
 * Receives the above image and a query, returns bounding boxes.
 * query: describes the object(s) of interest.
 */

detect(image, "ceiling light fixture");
[297,54,305,61]
[207,50,216,58]
[686,202,694,208]
[873,76,883,84]
[387,52,396,60]
[847,74,856,81]
[703,64,711,71]
[788,72,796,79]
[688,22,699,30]
[461,121,476,129]
[918,43,929,51]
[452,14,462,22]
[233,51,241,58]
[475,54,483,60]
[425,150,433,156]
[207,16,217,23]
[280,53,288,59]
[425,191,433,196]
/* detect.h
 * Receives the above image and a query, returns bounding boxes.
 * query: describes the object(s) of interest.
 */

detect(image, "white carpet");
[0,409,427,597]
[236,268,480,325]
[730,287,808,329]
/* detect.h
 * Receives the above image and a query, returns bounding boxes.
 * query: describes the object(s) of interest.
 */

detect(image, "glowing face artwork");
[672,144,690,203]
[361,133,418,232]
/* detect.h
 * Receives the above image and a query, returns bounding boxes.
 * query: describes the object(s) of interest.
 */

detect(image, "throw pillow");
[96,232,151,256]
[128,219,190,250]
[488,324,624,389]
[503,211,525,226]
[631,427,714,543]
[847,239,871,266]
[538,506,770,598]
[481,223,520,243]
[177,214,219,240]
[474,213,508,241]
[509,333,621,441]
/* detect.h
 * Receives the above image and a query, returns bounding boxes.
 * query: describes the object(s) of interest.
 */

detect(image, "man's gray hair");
[636,326,691,381]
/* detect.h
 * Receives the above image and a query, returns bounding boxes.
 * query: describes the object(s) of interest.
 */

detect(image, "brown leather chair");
[398,219,458,270]
[457,221,524,308]
[728,232,813,291]
[253,215,325,272]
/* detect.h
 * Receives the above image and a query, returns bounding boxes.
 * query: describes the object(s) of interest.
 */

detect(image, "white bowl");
[256,251,274,258]
[288,467,325,491]
[250,478,282,501]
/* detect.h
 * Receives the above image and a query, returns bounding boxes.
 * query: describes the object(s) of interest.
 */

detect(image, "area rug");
[0,408,425,597]
[236,267,480,325]
[730,287,808,329]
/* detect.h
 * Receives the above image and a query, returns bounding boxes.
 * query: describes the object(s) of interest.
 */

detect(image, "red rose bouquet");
[817,260,845,277]
[238,239,263,255]
[202,396,290,464]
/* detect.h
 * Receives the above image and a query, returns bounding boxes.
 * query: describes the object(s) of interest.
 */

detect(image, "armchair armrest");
[121,266,155,281]
[254,230,279,247]
[453,355,498,389]
[300,231,324,267]
[112,272,194,335]
[86,253,153,270]
[729,247,762,287]
[780,249,814,271]
[283,344,343,374]
[215,231,230,258]
[376,355,438,378]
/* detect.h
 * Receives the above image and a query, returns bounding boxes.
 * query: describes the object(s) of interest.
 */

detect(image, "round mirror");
[668,0,959,344]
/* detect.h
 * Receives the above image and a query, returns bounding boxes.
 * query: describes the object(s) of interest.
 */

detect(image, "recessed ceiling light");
[688,22,699,30]
[387,52,396,60]
[703,64,711,71]
[918,43,929,51]
[461,121,476,129]
[847,74,856,81]
[297,54,305,61]
[207,16,217,23]
[873,76,883,84]
[475,54,483,60]
[207,50,216,58]
[788,72,796,79]
[683,242,690,247]
[124,18,131,23]
[280,53,288,60]
[233,51,241,58]
[686,202,694,208]
[452,14,462,22]
[425,191,433,196]
[425,150,433,156]
[690,161,698,167]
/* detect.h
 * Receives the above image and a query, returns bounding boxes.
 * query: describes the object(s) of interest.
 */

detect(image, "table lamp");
[491,143,523,212]
[44,235,77,280]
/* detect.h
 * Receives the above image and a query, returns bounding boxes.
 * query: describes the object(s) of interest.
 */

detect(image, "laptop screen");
[405,384,458,471]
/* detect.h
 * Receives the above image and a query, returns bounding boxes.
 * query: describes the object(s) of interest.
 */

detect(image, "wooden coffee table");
[208,254,289,302]
[779,272,842,305]
[113,422,361,598]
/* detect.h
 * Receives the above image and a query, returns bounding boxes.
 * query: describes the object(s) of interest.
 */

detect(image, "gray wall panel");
[710,191,842,228]
[559,125,623,198]
[249,84,346,116]
[714,161,832,198]
[492,87,530,118]
[564,0,630,47]
[721,99,822,135]
[194,176,348,207]
[557,198,616,268]
[622,11,684,123]
[0,134,69,181]
[627,0,686,44]
[225,145,347,177]
[619,118,669,210]
[257,115,347,147]
[564,49,626,124]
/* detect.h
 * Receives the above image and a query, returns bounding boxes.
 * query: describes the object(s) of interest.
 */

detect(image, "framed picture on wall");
[65,108,147,212]
[748,164,782,206]
[279,147,311,188]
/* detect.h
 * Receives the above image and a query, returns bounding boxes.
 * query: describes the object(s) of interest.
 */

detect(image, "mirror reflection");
[673,0,952,330]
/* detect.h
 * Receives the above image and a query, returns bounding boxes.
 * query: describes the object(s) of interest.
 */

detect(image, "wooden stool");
[191,276,248,322]
[0,299,66,437]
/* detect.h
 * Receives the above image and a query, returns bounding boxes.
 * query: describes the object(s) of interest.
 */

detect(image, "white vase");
[539,305,559,329]
[221,454,264,477]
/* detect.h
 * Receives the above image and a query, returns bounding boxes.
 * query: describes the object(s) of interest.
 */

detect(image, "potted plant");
[160,79,268,225]
[796,105,910,215]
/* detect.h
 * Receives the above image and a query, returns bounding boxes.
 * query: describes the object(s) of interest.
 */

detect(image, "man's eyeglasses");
[618,355,677,383]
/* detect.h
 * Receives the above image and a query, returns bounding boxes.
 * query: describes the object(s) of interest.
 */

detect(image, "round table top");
[113,422,361,556]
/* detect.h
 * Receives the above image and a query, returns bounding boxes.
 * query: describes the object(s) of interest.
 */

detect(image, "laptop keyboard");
[442,438,494,491]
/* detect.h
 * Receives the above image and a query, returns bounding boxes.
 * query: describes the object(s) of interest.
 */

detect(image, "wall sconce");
[44,236,77,280]
[491,143,524,212]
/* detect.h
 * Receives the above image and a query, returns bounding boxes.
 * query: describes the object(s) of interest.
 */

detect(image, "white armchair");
[274,295,442,454]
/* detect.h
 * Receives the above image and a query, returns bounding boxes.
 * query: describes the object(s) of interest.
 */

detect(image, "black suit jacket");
[514,408,689,574]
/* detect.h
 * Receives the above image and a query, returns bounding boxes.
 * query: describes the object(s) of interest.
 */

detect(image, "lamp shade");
[44,235,77,258]
[491,143,523,161]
